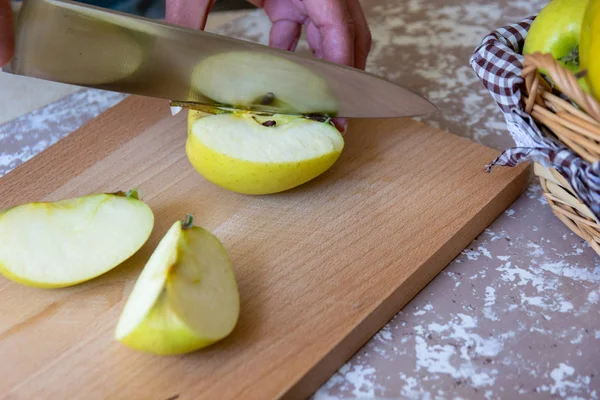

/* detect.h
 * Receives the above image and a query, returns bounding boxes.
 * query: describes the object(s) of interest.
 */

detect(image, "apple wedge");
[114,215,239,356]
[186,110,345,195]
[0,189,154,288]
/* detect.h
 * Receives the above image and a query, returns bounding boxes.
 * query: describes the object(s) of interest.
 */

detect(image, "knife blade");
[3,0,437,118]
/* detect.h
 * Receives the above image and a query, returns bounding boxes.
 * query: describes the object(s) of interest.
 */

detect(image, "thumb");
[0,0,15,66]
[166,0,216,30]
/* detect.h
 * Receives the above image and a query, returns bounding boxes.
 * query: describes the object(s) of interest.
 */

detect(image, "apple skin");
[581,0,600,99]
[524,0,590,92]
[116,292,217,356]
[114,217,240,356]
[185,110,344,195]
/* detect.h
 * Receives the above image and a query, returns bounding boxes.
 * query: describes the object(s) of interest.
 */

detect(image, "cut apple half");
[115,215,239,356]
[186,111,345,195]
[190,51,339,115]
[0,189,154,288]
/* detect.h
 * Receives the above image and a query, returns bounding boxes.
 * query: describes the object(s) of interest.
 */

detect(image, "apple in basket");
[580,0,600,100]
[523,0,590,92]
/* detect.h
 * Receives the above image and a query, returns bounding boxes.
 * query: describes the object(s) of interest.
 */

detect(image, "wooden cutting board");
[0,96,528,400]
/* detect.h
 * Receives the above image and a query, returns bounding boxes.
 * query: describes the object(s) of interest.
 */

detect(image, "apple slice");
[0,189,154,288]
[114,215,239,356]
[186,111,345,195]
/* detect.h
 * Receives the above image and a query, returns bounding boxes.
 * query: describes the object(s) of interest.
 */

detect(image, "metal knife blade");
[3,0,437,118]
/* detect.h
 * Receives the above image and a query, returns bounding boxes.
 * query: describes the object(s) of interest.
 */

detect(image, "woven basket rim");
[521,52,600,250]
[521,52,600,163]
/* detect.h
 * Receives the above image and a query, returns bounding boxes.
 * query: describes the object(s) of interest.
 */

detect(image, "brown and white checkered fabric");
[470,16,600,220]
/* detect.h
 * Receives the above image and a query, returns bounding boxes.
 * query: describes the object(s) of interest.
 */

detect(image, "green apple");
[581,0,600,99]
[190,51,339,115]
[0,189,154,288]
[114,215,239,356]
[185,110,345,195]
[524,0,590,91]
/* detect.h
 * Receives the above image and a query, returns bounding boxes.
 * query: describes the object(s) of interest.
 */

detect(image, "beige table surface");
[1,1,599,399]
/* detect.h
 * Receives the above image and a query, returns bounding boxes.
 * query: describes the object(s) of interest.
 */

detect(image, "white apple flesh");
[186,111,345,195]
[0,190,154,288]
[114,215,239,356]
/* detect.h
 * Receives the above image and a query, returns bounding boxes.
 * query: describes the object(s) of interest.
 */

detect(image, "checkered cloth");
[470,17,600,221]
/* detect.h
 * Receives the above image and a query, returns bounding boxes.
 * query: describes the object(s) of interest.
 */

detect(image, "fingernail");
[340,120,348,134]
[288,37,299,52]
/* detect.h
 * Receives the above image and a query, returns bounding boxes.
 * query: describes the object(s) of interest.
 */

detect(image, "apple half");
[185,110,345,195]
[0,189,154,288]
[190,51,339,115]
[114,215,239,356]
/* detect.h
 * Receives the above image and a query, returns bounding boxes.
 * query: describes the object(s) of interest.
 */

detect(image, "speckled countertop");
[1,0,599,398]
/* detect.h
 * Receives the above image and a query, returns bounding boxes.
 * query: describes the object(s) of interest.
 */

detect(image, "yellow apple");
[524,0,590,92]
[581,0,600,99]
[0,189,154,288]
[114,215,239,356]
[185,110,345,195]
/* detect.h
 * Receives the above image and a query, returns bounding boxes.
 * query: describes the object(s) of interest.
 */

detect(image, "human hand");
[0,0,15,67]
[167,0,371,70]
[166,0,370,132]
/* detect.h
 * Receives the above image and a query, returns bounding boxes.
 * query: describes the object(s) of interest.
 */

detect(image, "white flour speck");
[375,325,393,342]
[539,261,600,283]
[559,301,574,313]
[478,246,492,259]
[527,242,544,257]
[522,296,544,307]
[483,286,498,321]
[413,314,513,388]
[570,331,584,344]
[463,249,481,261]
[344,365,377,397]
[535,363,592,397]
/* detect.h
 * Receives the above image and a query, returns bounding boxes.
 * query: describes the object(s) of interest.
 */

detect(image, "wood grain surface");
[0,96,529,400]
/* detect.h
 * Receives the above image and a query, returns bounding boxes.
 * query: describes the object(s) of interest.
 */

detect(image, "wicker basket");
[521,52,600,254]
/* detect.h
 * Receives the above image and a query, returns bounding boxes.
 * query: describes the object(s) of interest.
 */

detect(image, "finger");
[166,0,216,30]
[332,117,348,135]
[305,20,322,58]
[269,20,301,51]
[346,0,371,70]
[246,0,264,7]
[303,0,355,67]
[0,0,15,66]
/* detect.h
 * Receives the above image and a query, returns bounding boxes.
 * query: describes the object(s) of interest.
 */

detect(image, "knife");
[3,0,437,118]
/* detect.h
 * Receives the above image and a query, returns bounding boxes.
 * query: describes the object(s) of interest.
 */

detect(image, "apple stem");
[260,92,275,105]
[182,214,195,229]
[110,188,142,200]
[559,47,580,67]
[125,188,141,200]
